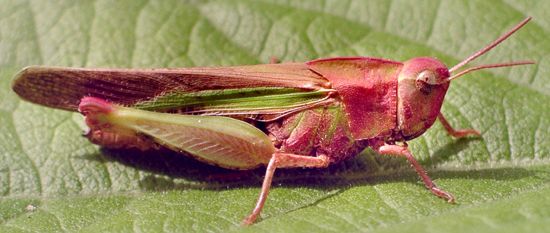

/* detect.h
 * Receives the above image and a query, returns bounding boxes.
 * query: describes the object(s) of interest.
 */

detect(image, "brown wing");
[12,63,327,111]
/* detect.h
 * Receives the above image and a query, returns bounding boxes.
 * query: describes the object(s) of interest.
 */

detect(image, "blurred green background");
[1,1,549,232]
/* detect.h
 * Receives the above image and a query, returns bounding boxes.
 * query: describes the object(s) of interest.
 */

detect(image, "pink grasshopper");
[13,17,534,225]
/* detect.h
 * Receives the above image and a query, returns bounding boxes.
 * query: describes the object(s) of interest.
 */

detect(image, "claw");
[241,215,257,226]
[430,187,455,203]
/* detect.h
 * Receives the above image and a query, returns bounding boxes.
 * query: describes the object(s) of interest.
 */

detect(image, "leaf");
[1,0,549,232]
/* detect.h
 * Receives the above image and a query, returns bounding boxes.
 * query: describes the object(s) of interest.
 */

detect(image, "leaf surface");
[1,0,549,232]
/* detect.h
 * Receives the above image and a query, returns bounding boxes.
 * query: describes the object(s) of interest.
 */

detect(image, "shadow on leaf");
[425,137,482,166]
[86,145,542,193]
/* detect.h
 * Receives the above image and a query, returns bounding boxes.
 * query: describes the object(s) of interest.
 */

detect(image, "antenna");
[449,17,532,73]
[447,61,535,81]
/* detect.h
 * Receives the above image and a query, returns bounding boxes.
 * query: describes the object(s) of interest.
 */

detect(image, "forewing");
[12,63,328,111]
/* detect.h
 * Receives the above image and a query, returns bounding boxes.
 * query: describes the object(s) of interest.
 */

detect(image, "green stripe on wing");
[133,87,330,115]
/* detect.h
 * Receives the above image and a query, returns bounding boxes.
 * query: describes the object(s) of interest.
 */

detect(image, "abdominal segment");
[266,104,366,163]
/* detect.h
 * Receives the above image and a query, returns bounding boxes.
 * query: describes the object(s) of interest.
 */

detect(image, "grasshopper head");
[397,57,450,140]
[396,17,534,140]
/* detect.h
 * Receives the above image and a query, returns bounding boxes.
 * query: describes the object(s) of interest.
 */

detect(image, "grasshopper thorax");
[396,57,450,140]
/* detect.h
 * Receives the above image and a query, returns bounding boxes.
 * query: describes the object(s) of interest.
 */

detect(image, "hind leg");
[242,153,330,225]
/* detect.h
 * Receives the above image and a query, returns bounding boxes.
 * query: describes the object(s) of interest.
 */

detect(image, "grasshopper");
[12,17,534,225]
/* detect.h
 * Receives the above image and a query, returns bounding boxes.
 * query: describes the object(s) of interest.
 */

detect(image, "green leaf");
[1,0,549,232]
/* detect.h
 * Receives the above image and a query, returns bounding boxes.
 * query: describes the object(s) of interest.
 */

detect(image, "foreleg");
[438,113,480,138]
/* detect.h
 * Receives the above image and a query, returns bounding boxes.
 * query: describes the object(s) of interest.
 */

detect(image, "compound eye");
[415,70,437,94]
[416,70,438,84]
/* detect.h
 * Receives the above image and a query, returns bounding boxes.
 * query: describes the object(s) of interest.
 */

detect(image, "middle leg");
[377,144,455,203]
